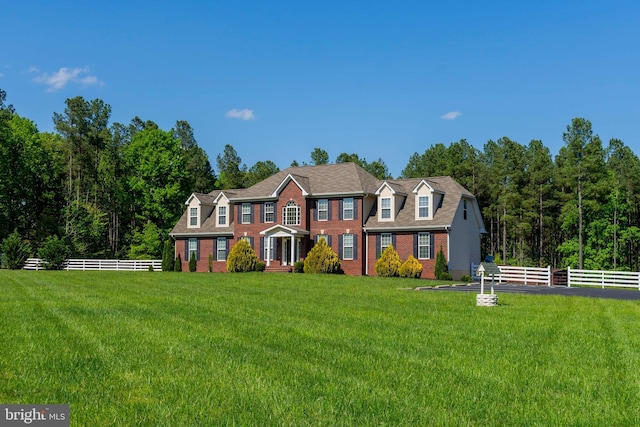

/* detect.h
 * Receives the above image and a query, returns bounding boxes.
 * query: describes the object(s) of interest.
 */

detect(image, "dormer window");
[381,197,391,220]
[189,207,198,226]
[418,196,429,218]
[218,206,227,226]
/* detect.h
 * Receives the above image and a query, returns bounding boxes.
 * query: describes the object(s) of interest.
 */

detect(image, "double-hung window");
[343,234,354,260]
[381,197,391,219]
[418,196,429,218]
[189,207,198,226]
[343,198,354,220]
[263,237,275,260]
[188,238,198,260]
[418,232,430,259]
[317,199,328,221]
[242,203,252,224]
[218,206,227,226]
[217,237,227,261]
[264,202,274,223]
[463,200,468,220]
[381,233,392,253]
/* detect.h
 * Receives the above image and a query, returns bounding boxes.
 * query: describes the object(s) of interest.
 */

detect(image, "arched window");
[283,201,300,225]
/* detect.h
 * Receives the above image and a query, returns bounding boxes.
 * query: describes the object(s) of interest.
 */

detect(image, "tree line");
[1,89,639,270]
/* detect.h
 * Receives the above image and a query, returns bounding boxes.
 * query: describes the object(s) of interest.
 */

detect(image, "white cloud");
[33,67,103,92]
[27,66,40,73]
[441,111,462,120]
[225,108,255,120]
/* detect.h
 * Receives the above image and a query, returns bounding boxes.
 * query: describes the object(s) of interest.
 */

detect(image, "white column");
[290,235,295,265]
[266,235,271,267]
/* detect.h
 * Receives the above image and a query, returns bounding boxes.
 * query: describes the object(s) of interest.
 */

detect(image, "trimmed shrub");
[304,237,341,274]
[38,236,69,270]
[255,261,266,272]
[375,245,402,277]
[461,274,473,283]
[399,255,423,279]
[148,265,154,272]
[174,254,182,272]
[189,251,197,272]
[294,261,305,273]
[1,230,31,270]
[227,238,259,272]
[208,254,213,272]
[438,272,453,281]
[434,246,448,279]
[161,240,174,272]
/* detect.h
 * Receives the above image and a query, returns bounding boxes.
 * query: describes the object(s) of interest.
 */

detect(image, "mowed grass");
[1,272,639,426]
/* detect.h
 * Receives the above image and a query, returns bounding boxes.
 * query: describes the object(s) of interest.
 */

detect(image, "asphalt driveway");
[419,283,640,301]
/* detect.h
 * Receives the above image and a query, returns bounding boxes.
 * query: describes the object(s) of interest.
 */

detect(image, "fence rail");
[471,263,552,286]
[567,267,640,290]
[24,258,162,271]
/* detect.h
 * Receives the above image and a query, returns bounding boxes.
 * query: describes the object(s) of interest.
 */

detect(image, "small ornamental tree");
[399,255,423,279]
[227,238,259,272]
[375,245,402,277]
[161,240,174,272]
[189,251,197,272]
[174,254,182,272]
[434,246,448,279]
[38,236,69,270]
[304,237,340,274]
[1,230,31,270]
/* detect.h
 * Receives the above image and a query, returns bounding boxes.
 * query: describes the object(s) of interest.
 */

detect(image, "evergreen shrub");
[38,236,69,270]
[1,230,31,270]
[434,246,448,279]
[161,240,174,271]
[294,261,305,273]
[189,251,197,272]
[399,255,423,279]
[255,261,266,272]
[303,237,340,274]
[375,245,402,277]
[227,238,259,272]
[174,254,182,272]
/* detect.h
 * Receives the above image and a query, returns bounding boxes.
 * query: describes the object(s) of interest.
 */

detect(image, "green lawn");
[1,271,639,426]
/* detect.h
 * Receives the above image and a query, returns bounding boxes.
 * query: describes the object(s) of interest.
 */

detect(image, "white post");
[601,270,605,289]
[290,235,295,265]
[567,266,571,288]
[266,235,271,267]
[480,272,485,295]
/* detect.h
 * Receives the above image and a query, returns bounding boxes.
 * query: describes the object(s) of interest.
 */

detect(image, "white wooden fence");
[567,267,640,290]
[471,263,552,286]
[23,258,162,271]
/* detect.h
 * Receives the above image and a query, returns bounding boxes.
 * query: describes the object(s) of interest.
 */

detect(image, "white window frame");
[188,238,198,261]
[263,237,275,260]
[381,197,391,220]
[418,232,430,260]
[217,237,227,261]
[343,234,354,260]
[317,199,328,221]
[343,198,354,220]
[264,202,274,223]
[189,207,198,226]
[381,233,392,253]
[418,196,429,219]
[242,203,251,224]
[283,201,300,226]
[218,206,227,226]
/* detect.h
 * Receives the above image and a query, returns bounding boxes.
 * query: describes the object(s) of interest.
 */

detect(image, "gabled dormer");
[213,192,231,227]
[412,180,445,220]
[185,193,215,228]
[375,182,406,222]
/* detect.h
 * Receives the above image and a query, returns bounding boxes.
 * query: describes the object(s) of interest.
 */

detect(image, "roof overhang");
[271,174,309,197]
[364,225,451,233]
[170,231,234,238]
[259,224,310,236]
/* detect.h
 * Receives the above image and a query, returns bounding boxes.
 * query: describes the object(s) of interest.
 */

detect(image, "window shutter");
[376,234,381,258]
[260,237,264,260]
[260,204,265,223]
[314,200,318,221]
[338,234,344,260]
[237,204,242,223]
[354,200,358,220]
[353,234,358,260]
[197,239,200,261]
[213,238,217,261]
[327,235,332,247]
[430,232,435,259]
[327,200,332,220]
[184,240,188,261]
[249,236,254,249]
[273,204,277,223]
[338,200,343,220]
[413,234,418,258]
[392,234,396,249]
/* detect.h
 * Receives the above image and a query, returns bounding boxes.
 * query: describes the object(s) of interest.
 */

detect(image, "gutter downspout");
[445,226,451,265]
[365,228,369,275]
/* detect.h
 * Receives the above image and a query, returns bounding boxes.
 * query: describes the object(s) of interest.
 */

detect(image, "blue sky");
[2,0,639,177]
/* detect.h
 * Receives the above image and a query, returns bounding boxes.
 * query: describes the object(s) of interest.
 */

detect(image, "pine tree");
[161,240,174,271]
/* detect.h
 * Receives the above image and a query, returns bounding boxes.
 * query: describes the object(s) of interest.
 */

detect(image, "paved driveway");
[419,283,640,301]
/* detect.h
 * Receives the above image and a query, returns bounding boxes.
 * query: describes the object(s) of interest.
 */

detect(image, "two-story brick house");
[170,162,485,279]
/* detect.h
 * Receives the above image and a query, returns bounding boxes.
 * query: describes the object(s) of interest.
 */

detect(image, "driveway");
[418,283,640,301]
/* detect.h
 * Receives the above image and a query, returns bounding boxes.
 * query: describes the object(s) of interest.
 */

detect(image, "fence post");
[567,266,571,288]
[547,266,551,287]
[601,270,605,289]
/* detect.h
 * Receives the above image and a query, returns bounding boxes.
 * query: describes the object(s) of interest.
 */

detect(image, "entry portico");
[260,224,310,267]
